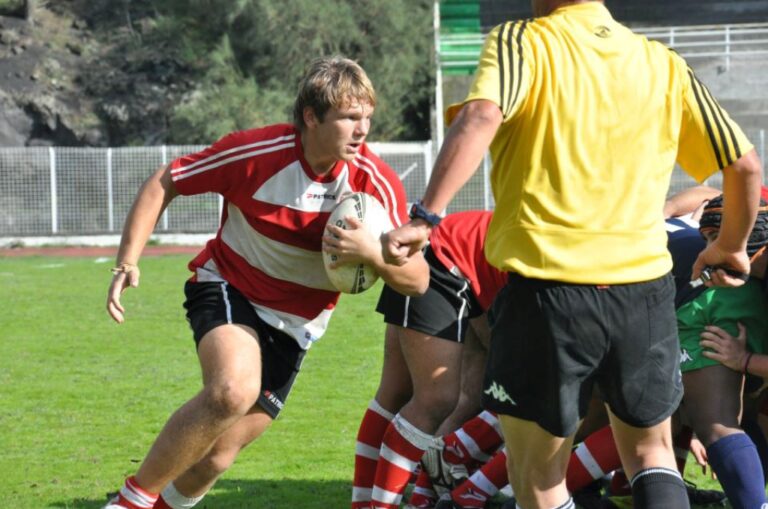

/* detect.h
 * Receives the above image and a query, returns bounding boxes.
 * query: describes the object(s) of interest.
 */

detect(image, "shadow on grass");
[50,478,352,509]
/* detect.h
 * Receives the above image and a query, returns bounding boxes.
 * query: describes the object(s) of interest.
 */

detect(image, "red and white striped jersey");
[170,124,408,349]
[429,211,507,312]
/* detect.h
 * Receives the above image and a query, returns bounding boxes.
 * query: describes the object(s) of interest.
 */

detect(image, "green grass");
[0,254,747,508]
[0,254,384,508]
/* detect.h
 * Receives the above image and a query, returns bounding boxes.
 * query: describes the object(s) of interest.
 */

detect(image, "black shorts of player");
[482,272,683,437]
[375,246,483,342]
[183,280,306,419]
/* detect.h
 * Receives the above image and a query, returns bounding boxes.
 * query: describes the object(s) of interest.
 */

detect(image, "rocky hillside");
[0,1,195,146]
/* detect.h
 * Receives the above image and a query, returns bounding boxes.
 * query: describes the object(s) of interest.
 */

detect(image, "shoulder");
[219,124,297,148]
[350,143,398,179]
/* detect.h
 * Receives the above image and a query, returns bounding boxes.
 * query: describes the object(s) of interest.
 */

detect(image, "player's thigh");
[681,364,744,445]
[607,409,675,478]
[399,326,463,396]
[499,414,573,491]
[184,280,264,386]
[197,324,263,387]
[375,323,413,411]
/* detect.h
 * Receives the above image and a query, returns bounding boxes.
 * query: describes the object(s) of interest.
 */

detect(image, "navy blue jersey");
[666,217,707,309]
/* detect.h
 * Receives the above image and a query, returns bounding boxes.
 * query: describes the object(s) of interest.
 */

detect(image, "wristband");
[409,200,442,227]
[110,263,138,275]
[744,352,755,374]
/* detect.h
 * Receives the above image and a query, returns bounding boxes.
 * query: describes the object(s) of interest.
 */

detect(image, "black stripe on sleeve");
[507,20,529,118]
[688,69,724,169]
[699,81,743,163]
[504,22,518,117]
[696,76,734,166]
[497,24,508,114]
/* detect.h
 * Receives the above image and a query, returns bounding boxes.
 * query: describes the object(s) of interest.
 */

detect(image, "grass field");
[0,253,743,508]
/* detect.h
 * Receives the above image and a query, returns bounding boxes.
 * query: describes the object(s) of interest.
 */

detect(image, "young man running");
[102,56,428,509]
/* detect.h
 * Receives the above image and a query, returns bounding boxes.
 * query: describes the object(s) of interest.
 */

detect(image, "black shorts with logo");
[482,272,682,437]
[183,280,306,419]
[376,246,483,343]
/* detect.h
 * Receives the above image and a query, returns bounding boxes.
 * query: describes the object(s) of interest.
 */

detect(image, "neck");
[301,133,336,176]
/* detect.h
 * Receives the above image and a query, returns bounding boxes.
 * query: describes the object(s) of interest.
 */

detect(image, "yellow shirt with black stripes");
[447,2,753,284]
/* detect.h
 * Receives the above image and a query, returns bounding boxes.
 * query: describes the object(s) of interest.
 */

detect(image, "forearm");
[717,150,763,252]
[116,165,178,265]
[421,100,502,213]
[663,185,721,219]
[744,352,768,378]
[372,250,429,296]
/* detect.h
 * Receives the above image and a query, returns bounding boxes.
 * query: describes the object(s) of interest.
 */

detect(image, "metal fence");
[2,132,765,241]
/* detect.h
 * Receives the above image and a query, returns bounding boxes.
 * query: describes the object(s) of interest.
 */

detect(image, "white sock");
[160,482,206,509]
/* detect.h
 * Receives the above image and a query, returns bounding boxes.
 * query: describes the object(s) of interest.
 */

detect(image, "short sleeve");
[170,130,256,197]
[676,59,754,181]
[445,21,533,125]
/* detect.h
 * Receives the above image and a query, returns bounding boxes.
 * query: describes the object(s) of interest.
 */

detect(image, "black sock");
[630,467,688,509]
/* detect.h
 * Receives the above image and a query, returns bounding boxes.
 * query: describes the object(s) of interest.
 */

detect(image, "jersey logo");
[680,349,693,364]
[484,382,516,405]
[594,25,612,38]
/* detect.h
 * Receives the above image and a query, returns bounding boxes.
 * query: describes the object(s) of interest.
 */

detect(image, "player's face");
[315,99,374,162]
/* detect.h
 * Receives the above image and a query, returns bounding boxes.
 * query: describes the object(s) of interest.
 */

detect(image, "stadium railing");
[1,133,765,244]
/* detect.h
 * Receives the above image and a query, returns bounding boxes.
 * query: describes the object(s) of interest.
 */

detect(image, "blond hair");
[293,56,376,129]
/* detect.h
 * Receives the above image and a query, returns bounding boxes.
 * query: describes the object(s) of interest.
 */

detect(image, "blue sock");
[742,414,768,485]
[707,433,767,509]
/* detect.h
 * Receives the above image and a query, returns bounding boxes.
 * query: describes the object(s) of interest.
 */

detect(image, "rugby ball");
[323,192,394,294]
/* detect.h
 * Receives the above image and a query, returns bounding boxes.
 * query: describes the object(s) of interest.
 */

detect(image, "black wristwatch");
[409,200,442,227]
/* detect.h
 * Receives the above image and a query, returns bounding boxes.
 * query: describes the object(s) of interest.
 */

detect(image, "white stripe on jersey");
[171,134,295,178]
[171,141,295,181]
[221,205,336,291]
[251,302,332,350]
[250,160,354,211]
[352,153,403,227]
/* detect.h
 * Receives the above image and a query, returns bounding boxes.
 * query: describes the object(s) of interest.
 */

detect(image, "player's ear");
[303,106,319,129]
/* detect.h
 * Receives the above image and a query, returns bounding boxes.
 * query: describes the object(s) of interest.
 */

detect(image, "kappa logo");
[484,382,516,405]
[680,349,693,364]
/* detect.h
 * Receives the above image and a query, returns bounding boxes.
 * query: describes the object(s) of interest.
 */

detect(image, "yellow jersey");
[447,2,753,284]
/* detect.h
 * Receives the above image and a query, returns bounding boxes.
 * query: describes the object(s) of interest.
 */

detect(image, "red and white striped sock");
[673,425,693,476]
[112,476,158,509]
[352,400,395,509]
[371,414,434,509]
[442,411,502,467]
[566,425,621,492]
[450,448,509,509]
[406,469,438,508]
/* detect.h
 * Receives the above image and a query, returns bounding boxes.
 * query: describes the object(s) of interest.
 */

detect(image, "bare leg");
[435,317,488,436]
[398,326,464,433]
[374,324,414,413]
[134,324,263,493]
[172,406,273,497]
[499,414,574,508]
[606,411,677,479]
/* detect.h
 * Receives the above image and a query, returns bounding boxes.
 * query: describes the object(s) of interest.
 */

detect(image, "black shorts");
[482,273,683,437]
[375,247,483,342]
[183,281,306,419]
